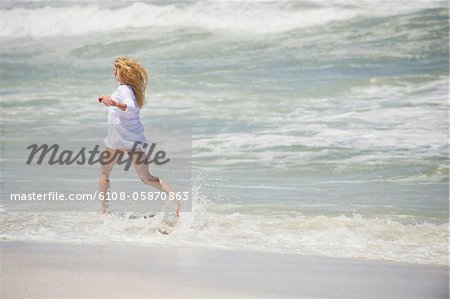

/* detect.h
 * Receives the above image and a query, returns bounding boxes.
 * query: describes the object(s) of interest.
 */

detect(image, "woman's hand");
[98,95,116,106]
[98,95,127,111]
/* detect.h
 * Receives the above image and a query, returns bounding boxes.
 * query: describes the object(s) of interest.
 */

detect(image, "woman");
[98,56,179,226]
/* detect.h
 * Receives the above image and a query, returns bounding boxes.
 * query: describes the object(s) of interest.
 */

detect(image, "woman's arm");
[98,95,127,111]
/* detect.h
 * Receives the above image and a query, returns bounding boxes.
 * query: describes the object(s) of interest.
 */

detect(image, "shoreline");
[1,241,448,298]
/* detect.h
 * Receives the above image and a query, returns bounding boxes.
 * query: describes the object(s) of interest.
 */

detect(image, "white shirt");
[103,84,147,150]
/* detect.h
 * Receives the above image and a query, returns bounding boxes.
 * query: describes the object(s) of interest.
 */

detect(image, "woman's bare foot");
[98,199,109,215]
[162,202,180,226]
[157,200,180,234]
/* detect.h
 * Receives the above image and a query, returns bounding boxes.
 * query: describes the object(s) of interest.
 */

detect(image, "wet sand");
[1,241,448,298]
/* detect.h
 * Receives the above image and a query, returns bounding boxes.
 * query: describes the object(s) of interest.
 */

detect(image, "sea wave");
[1,0,446,39]
[0,201,447,265]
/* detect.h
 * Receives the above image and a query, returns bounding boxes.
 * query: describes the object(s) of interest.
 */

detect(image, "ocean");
[0,0,448,265]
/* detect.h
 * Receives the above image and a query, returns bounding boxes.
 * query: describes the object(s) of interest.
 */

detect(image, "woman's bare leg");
[99,147,121,214]
[128,150,180,221]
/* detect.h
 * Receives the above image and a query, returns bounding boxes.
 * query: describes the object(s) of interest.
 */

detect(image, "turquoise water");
[0,1,448,264]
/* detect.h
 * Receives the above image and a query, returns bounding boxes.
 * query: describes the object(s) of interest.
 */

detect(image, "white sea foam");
[1,1,446,39]
[0,204,447,265]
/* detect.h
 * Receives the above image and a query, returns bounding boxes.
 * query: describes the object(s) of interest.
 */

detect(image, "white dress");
[103,84,148,151]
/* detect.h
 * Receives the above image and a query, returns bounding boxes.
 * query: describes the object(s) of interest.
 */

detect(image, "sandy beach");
[1,241,447,299]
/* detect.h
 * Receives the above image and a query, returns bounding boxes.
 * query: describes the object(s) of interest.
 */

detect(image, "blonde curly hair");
[114,56,148,109]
